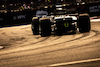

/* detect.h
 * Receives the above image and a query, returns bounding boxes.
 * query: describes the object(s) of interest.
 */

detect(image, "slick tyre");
[78,13,91,33]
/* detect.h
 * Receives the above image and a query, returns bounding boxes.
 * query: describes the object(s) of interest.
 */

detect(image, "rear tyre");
[78,13,91,33]
[40,18,51,37]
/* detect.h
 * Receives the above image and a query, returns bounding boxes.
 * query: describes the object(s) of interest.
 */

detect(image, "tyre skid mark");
[91,30,100,35]
[0,31,90,56]
[1,39,100,61]
[22,37,50,46]
[0,30,99,58]
[51,36,62,41]
[7,35,62,48]
[7,36,50,49]
[80,30,98,40]
[9,31,89,48]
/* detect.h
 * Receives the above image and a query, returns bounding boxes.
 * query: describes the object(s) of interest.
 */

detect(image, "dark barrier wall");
[0,13,7,26]
[0,2,100,27]
[80,2,100,16]
[88,2,100,16]
[0,9,37,27]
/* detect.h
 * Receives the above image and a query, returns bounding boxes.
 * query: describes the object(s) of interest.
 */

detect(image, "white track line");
[48,58,100,67]
[0,46,4,49]
[90,19,100,22]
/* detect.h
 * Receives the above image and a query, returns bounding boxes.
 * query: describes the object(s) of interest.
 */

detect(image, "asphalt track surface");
[0,20,100,67]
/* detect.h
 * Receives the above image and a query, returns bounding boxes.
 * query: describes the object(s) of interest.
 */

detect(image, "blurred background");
[0,0,100,27]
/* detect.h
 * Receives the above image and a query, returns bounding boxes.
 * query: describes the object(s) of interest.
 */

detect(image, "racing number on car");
[64,22,69,27]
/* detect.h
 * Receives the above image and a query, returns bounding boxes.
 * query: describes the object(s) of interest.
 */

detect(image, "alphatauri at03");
[31,13,91,37]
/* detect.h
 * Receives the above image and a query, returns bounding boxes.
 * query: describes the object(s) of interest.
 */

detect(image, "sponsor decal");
[64,22,69,27]
[89,5,100,12]
[13,15,26,20]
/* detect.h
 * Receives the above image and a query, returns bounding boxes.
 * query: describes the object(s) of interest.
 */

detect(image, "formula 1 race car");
[31,13,91,37]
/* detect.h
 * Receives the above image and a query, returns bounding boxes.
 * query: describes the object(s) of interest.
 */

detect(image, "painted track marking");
[48,58,100,67]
